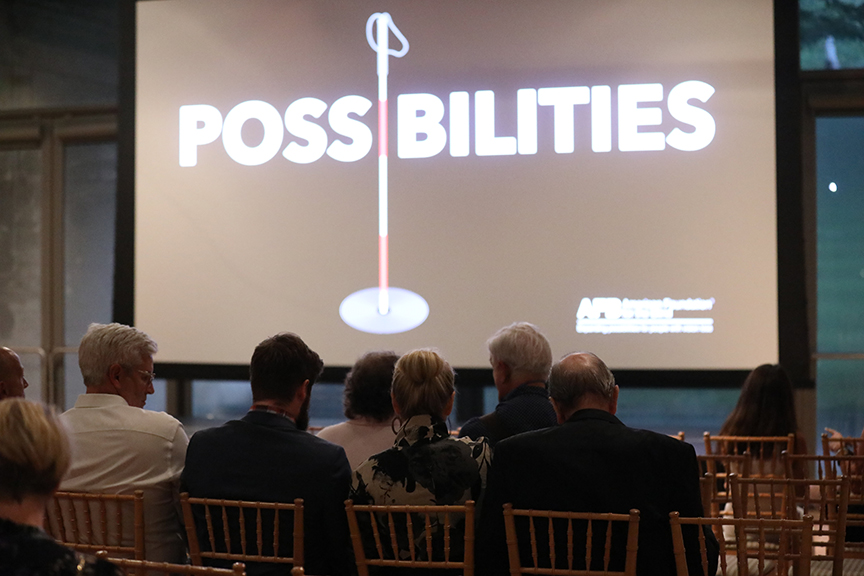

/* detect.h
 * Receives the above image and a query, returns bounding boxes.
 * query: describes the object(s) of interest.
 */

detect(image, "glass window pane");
[816,359,864,439]
[189,380,253,435]
[63,142,117,409]
[0,148,43,399]
[188,380,348,434]
[816,117,864,352]
[800,1,864,71]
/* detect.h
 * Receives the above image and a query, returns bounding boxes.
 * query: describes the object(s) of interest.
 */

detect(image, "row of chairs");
[48,489,821,576]
[47,431,864,575]
[698,433,864,576]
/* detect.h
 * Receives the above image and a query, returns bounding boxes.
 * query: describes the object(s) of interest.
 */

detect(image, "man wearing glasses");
[60,322,188,564]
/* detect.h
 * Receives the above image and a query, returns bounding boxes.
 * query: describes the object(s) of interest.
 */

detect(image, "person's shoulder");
[316,420,349,441]
[624,425,697,459]
[495,424,554,453]
[129,407,185,439]
[458,415,486,439]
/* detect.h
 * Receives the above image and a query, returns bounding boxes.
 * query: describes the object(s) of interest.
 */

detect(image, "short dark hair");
[250,333,323,402]
[344,351,398,422]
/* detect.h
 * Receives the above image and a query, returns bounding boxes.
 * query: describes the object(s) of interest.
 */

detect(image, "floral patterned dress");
[349,415,491,570]
[0,517,123,576]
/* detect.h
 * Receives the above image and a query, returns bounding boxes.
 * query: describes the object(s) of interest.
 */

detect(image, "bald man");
[478,352,717,576]
[0,347,28,400]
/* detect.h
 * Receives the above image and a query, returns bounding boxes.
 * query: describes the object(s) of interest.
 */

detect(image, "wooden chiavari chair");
[96,550,246,575]
[669,512,814,576]
[697,454,752,519]
[502,504,639,576]
[344,499,475,576]
[180,493,303,571]
[46,490,145,560]
[731,475,852,576]
[704,433,796,479]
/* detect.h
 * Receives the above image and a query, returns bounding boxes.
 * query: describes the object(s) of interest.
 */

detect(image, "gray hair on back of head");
[549,352,615,412]
[487,322,552,379]
[78,323,157,388]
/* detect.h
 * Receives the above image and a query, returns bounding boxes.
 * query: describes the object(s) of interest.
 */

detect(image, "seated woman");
[718,365,807,540]
[317,351,399,470]
[719,363,808,477]
[0,398,122,576]
[349,349,491,568]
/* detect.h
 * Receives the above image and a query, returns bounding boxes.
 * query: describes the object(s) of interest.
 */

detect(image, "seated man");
[0,347,28,400]
[181,332,353,576]
[60,323,188,563]
[459,322,556,446]
[478,352,718,576]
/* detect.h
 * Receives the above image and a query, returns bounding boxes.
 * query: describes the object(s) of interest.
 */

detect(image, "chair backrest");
[783,452,864,478]
[704,432,796,478]
[502,504,639,576]
[696,455,752,518]
[670,431,685,442]
[821,433,864,456]
[731,474,850,576]
[344,499,475,576]
[669,512,814,576]
[180,493,303,569]
[46,490,145,560]
[96,550,245,575]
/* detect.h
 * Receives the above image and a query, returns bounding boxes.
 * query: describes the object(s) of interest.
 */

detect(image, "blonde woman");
[349,349,491,567]
[0,398,122,575]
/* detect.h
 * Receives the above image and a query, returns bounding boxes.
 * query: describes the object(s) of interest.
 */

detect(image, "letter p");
[179,105,223,167]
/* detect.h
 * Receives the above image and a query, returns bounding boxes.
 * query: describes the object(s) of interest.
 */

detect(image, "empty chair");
[180,493,303,573]
[697,454,752,519]
[669,512,814,576]
[344,499,475,576]
[46,490,145,560]
[731,475,851,576]
[502,505,639,576]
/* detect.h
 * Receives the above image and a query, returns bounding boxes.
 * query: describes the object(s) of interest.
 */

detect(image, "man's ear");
[609,385,619,416]
[294,379,310,404]
[495,360,512,382]
[107,364,125,392]
[550,397,566,425]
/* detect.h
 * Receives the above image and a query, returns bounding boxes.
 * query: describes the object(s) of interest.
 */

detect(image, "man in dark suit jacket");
[181,333,353,576]
[478,352,718,576]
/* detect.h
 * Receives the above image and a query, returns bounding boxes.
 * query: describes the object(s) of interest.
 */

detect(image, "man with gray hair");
[478,352,717,576]
[459,322,556,446]
[60,323,188,563]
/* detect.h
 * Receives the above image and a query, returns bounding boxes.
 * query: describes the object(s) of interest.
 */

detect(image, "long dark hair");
[719,364,797,455]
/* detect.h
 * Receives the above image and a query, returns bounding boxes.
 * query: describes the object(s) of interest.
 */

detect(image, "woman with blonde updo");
[0,398,122,575]
[349,349,491,569]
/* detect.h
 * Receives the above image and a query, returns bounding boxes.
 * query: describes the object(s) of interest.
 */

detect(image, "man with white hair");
[458,322,556,446]
[478,352,717,576]
[0,347,28,400]
[60,323,188,563]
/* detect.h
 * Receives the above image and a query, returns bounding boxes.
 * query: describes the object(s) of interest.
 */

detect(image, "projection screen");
[134,0,777,370]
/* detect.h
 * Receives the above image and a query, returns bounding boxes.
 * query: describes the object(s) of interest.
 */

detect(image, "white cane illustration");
[339,12,429,334]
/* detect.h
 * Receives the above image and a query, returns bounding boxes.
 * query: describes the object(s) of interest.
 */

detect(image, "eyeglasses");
[137,370,156,384]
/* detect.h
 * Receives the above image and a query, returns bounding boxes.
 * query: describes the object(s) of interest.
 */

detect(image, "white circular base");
[340,287,429,334]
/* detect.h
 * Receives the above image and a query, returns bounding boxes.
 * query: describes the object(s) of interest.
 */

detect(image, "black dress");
[0,516,123,576]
